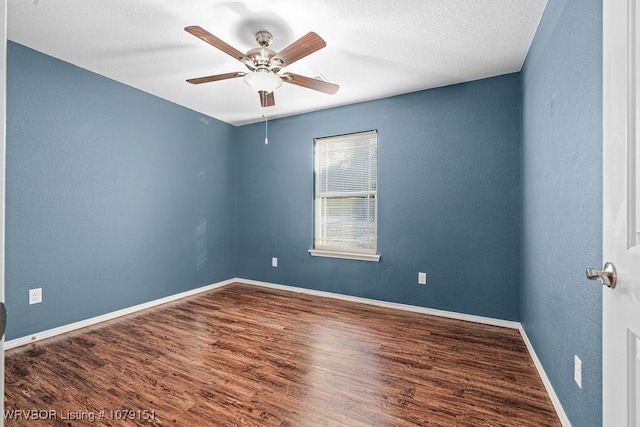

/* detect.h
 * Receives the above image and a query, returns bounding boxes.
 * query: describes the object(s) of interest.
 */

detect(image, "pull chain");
[263,110,269,145]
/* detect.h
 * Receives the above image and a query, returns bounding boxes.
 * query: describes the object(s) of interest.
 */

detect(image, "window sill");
[308,249,381,262]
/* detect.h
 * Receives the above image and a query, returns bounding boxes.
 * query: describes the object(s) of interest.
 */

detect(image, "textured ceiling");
[8,0,547,126]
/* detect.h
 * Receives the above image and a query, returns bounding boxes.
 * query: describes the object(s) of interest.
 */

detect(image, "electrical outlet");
[574,355,582,388]
[29,288,42,305]
[272,257,278,268]
[418,272,427,285]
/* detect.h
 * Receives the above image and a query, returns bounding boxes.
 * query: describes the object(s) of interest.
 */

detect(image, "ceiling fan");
[184,26,339,108]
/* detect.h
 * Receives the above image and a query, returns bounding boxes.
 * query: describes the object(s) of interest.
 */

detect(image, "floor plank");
[5,283,561,426]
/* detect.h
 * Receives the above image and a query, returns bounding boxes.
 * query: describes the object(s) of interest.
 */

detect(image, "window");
[310,130,380,262]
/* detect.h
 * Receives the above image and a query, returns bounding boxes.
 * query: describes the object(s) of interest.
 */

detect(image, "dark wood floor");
[5,283,560,426]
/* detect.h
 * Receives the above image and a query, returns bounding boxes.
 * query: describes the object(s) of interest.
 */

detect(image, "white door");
[603,1,640,426]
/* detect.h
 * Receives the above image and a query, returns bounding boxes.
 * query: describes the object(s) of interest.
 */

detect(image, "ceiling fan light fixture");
[243,71,283,93]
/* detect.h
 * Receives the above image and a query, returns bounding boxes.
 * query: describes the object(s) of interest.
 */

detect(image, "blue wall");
[236,74,521,321]
[521,0,603,425]
[7,12,606,422]
[6,42,237,340]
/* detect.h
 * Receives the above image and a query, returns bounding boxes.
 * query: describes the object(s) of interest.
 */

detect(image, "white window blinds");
[313,130,378,255]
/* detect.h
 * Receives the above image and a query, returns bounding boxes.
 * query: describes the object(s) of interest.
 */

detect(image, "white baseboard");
[236,278,520,329]
[4,278,236,350]
[3,276,570,427]
[519,324,572,427]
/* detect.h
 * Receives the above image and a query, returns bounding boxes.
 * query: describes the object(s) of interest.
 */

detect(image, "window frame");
[309,130,380,262]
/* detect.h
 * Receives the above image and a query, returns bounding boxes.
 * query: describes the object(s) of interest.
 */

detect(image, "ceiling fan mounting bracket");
[255,31,273,47]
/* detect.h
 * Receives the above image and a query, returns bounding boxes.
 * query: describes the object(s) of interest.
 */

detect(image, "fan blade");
[185,26,249,62]
[186,72,245,85]
[272,32,326,67]
[282,73,339,95]
[260,91,276,107]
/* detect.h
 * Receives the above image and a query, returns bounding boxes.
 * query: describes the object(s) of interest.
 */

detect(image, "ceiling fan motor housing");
[246,47,280,71]
[246,31,282,72]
